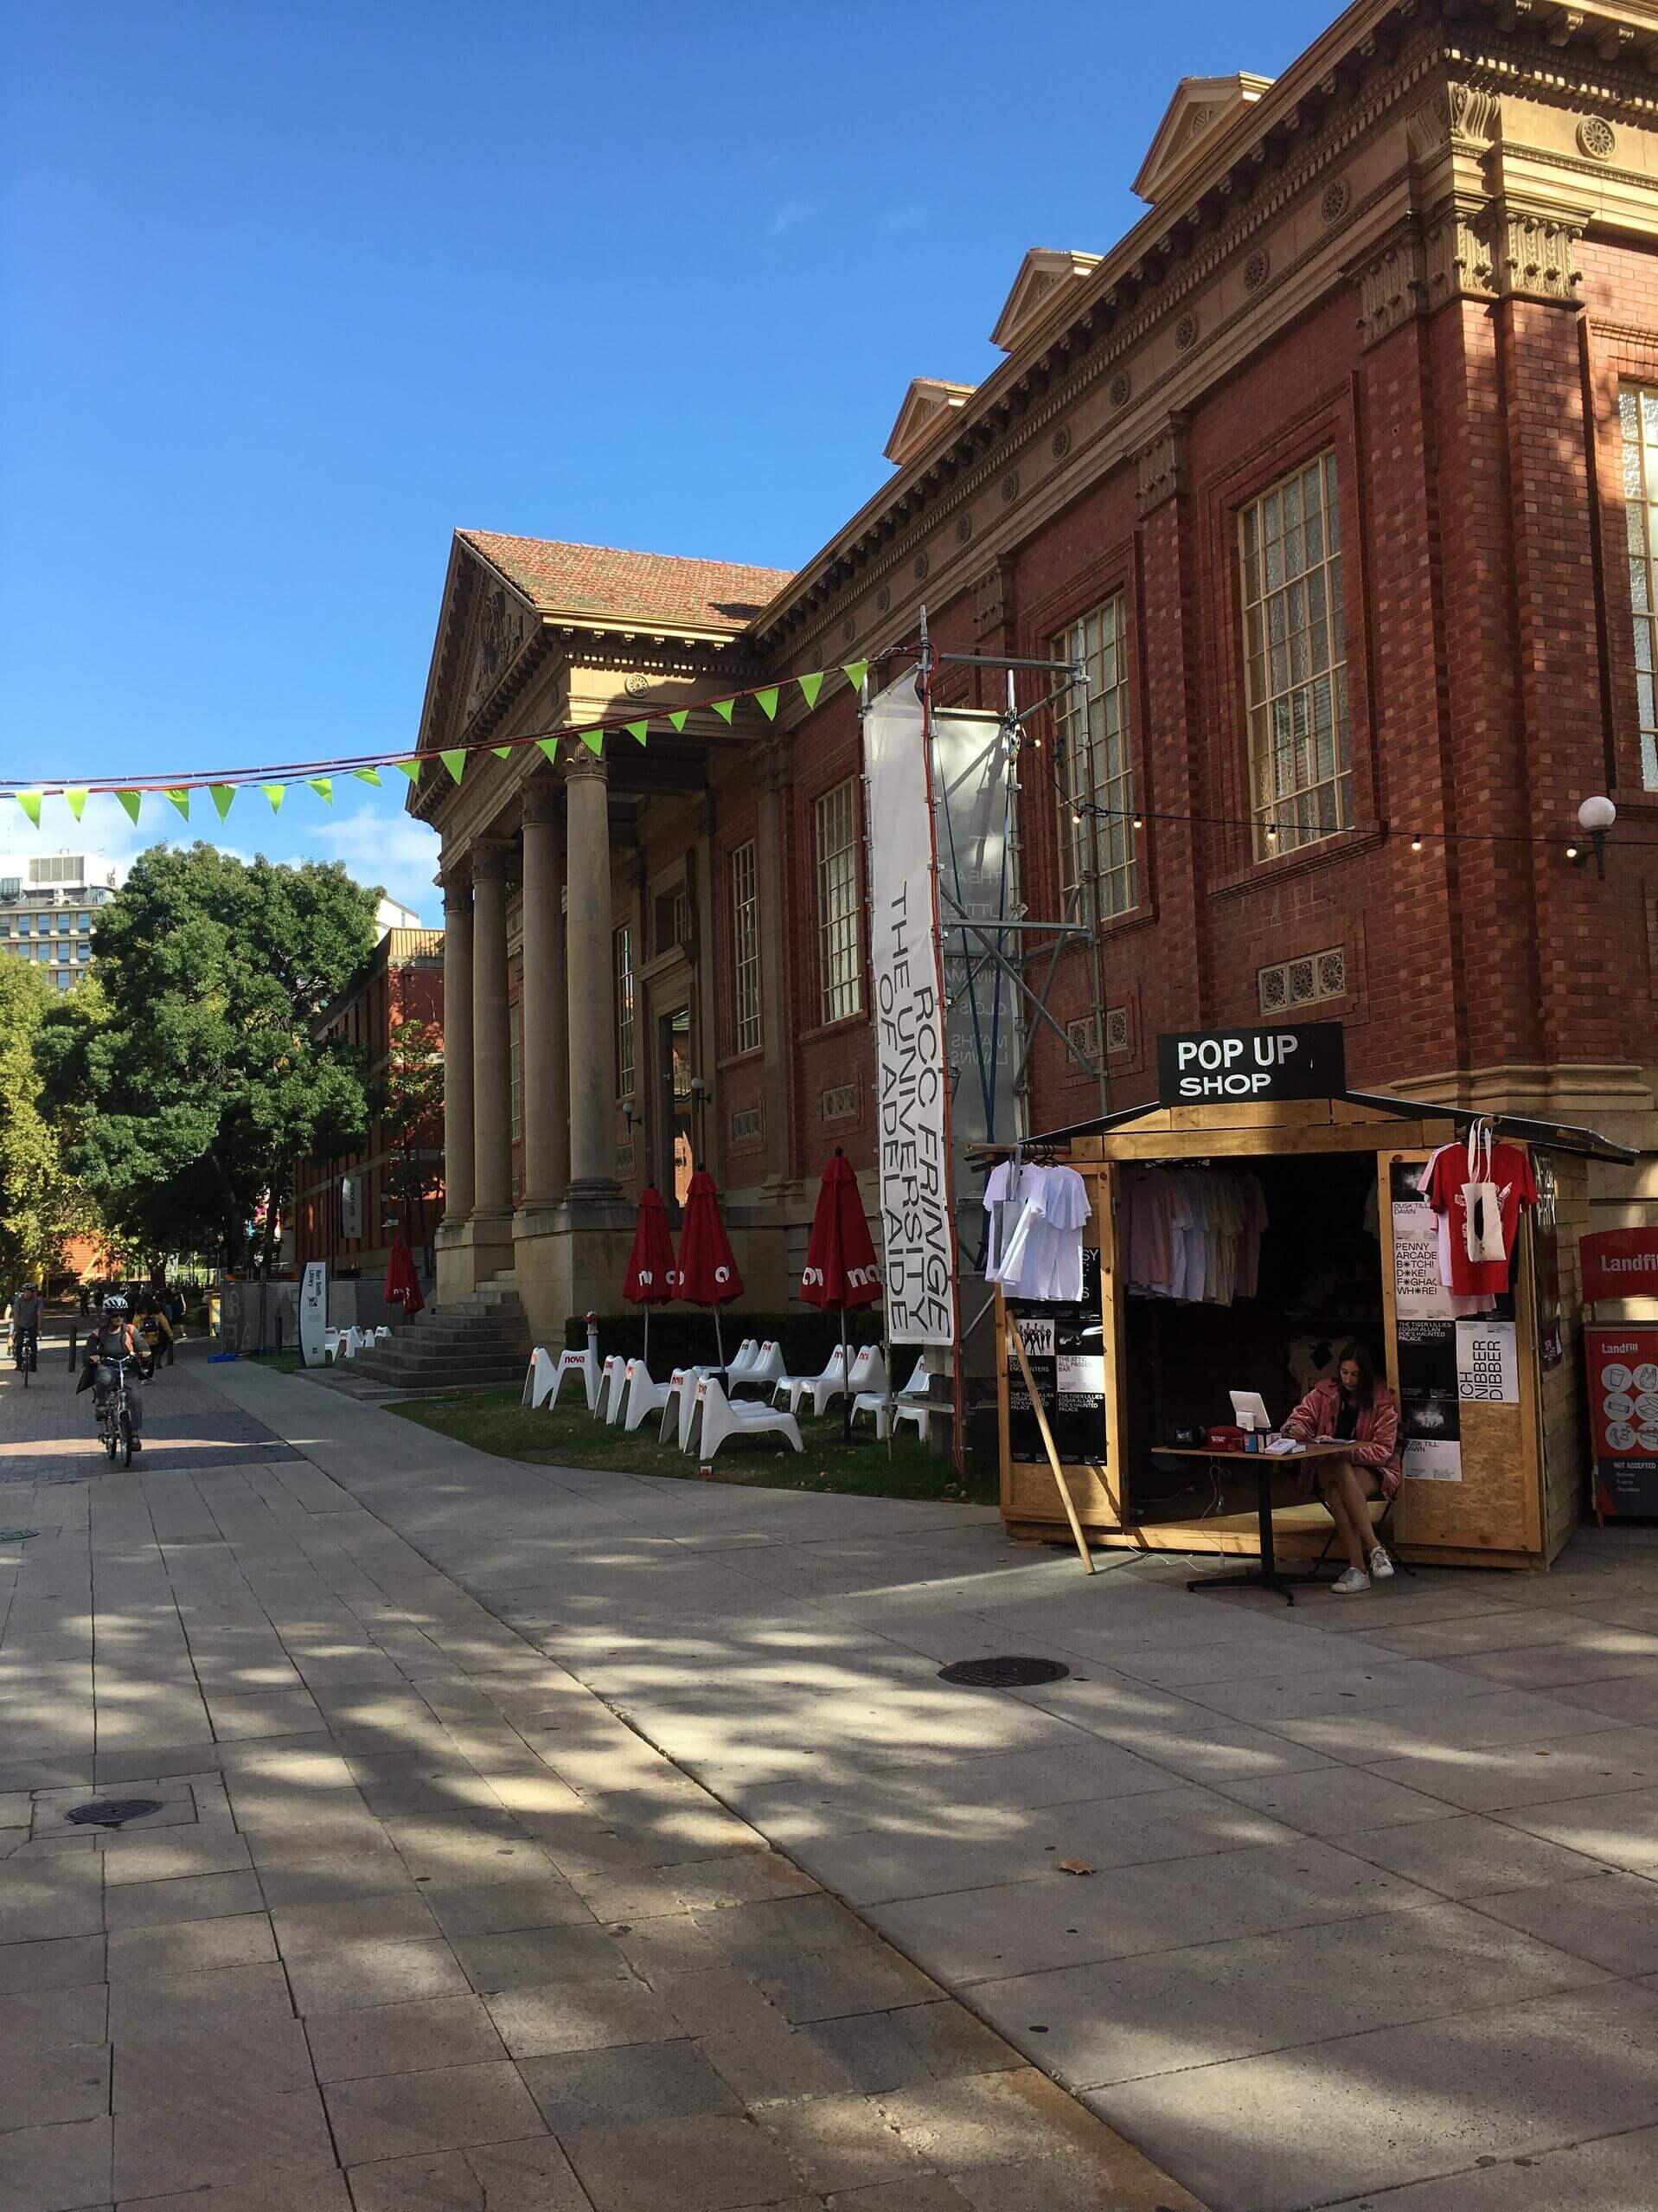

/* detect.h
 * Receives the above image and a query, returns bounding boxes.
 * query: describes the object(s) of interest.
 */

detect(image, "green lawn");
[244,1349,304,1375]
[381,1386,995,1505]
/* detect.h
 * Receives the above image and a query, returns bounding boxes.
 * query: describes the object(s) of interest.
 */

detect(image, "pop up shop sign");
[1157,1022,1348,1106]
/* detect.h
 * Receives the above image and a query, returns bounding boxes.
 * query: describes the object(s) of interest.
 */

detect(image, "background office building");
[0,854,118,989]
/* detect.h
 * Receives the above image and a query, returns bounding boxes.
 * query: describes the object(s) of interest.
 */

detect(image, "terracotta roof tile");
[459,529,793,632]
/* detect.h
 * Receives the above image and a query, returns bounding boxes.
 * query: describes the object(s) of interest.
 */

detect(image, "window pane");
[1239,449,1352,857]
[1048,591,1138,918]
[815,782,863,1022]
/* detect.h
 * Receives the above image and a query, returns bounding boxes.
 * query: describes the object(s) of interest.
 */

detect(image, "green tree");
[36,844,380,1266]
[0,959,86,1285]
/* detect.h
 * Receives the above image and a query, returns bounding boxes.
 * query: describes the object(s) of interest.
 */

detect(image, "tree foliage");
[0,959,86,1283]
[36,844,380,1263]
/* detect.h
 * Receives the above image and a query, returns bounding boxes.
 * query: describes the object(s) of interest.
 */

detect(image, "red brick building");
[291,926,445,1289]
[414,0,1655,1343]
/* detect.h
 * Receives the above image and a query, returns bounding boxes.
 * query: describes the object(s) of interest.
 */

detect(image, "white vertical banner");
[866,676,957,1346]
[298,1261,329,1368]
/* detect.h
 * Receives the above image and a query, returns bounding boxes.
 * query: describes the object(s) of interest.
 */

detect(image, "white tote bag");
[1462,1120,1506,1266]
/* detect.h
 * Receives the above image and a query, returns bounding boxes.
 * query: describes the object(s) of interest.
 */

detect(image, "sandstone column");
[519,779,569,1210]
[439,864,475,1228]
[564,752,620,1196]
[471,841,513,1229]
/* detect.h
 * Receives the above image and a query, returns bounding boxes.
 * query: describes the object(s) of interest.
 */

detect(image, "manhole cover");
[0,1529,40,1542]
[63,1798,163,1829]
[938,1656,1071,1689]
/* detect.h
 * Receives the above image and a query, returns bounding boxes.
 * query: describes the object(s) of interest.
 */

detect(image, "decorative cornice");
[1135,413,1189,516]
[1348,218,1430,346]
[563,748,609,785]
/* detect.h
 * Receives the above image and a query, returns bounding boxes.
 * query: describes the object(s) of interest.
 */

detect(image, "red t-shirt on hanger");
[1424,1141,1538,1298]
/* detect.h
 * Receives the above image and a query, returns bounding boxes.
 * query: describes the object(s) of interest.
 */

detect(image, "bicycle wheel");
[104,1418,118,1460]
[120,1411,133,1469]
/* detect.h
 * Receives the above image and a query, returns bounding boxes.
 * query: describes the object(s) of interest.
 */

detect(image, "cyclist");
[7,1282,42,1372]
[87,1293,150,1452]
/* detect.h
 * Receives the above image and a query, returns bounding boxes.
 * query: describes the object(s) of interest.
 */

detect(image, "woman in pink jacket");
[1282,1343,1401,1593]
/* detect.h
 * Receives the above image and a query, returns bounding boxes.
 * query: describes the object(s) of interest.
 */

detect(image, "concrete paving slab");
[157,1347,1658,2212]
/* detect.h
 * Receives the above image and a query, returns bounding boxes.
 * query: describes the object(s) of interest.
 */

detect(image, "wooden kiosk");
[993,1023,1632,1574]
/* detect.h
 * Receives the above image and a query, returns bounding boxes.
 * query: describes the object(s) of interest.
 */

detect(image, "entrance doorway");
[658,1006,695,1207]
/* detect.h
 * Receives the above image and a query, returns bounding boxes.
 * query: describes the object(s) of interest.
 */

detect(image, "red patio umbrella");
[675,1168,744,1367]
[623,1184,675,1368]
[801,1149,881,1439]
[385,1234,426,1320]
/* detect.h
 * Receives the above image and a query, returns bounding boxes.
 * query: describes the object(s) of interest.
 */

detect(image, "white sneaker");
[1331,1566,1371,1594]
[1370,1545,1395,1580]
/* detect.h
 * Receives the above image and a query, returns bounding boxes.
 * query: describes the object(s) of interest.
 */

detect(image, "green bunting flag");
[308,778,333,805]
[440,750,466,785]
[17,792,42,827]
[117,790,142,824]
[713,698,735,725]
[535,738,560,766]
[394,760,421,785]
[669,709,689,734]
[353,767,381,788]
[209,785,235,822]
[579,728,604,757]
[798,670,824,710]
[626,721,649,747]
[755,687,780,721]
[165,789,190,820]
[65,788,88,821]
[262,785,286,813]
[492,747,513,760]
[842,661,868,695]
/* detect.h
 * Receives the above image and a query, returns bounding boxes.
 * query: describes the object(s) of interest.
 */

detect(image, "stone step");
[352,1351,528,1387]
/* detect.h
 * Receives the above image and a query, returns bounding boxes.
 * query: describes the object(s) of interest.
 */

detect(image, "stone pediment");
[884,377,976,467]
[413,537,542,769]
[989,249,1101,355]
[459,570,535,728]
[1132,73,1273,206]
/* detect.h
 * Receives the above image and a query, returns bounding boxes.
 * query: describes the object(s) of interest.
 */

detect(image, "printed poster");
[1008,1250,1104,1464]
[1456,1318,1519,1406]
[866,677,957,1345]
[1392,1164,1462,1480]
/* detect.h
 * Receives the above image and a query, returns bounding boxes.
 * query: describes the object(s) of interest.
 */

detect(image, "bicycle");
[95,1354,139,1466]
[12,1325,36,1388]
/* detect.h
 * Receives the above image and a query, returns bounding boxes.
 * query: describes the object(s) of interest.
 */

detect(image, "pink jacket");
[1282,1378,1402,1499]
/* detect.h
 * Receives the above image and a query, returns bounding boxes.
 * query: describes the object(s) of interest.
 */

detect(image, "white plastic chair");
[853,1355,931,1443]
[773,1344,846,1418]
[659,1365,714,1452]
[323,1327,342,1363]
[621,1359,674,1433]
[725,1338,760,1382]
[594,1354,628,1422]
[731,1341,784,1397]
[547,1346,599,1412]
[374,1324,393,1343]
[695,1375,803,1465]
[522,1347,560,1409]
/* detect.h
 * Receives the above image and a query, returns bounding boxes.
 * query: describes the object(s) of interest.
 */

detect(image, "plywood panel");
[1008,1460,1118,1528]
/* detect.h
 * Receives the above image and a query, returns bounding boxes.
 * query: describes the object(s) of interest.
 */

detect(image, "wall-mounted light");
[1572,795,1616,878]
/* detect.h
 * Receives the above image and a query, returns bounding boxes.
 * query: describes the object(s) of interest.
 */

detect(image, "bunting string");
[0,663,874,827]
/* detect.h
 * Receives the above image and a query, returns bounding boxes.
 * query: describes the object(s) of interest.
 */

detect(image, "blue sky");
[1,0,1335,920]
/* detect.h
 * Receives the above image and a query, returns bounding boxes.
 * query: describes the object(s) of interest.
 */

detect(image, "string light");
[1565,842,1580,861]
[1411,836,1423,853]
